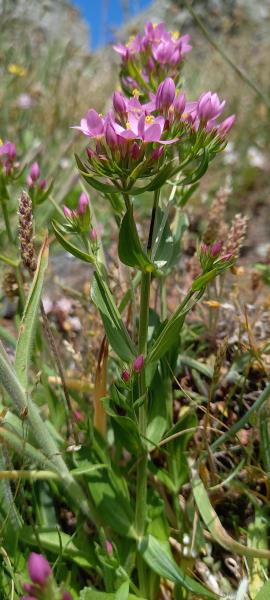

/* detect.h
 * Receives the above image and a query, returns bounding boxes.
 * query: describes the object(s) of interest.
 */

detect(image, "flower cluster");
[0,139,18,177]
[114,22,192,95]
[63,192,97,249]
[73,73,234,192]
[21,552,72,600]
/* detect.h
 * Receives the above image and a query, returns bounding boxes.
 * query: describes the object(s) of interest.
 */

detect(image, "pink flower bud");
[87,147,95,160]
[150,147,164,161]
[121,369,130,382]
[113,91,126,115]
[63,205,72,218]
[21,596,37,600]
[28,552,51,586]
[73,410,83,422]
[220,252,233,262]
[39,178,46,190]
[23,583,37,594]
[174,91,186,117]
[156,77,176,111]
[62,592,73,600]
[218,114,236,137]
[29,162,40,181]
[200,243,209,255]
[133,354,144,373]
[211,240,222,257]
[78,192,89,215]
[130,142,140,159]
[27,175,33,187]
[105,122,118,149]
[105,540,113,555]
[90,228,97,242]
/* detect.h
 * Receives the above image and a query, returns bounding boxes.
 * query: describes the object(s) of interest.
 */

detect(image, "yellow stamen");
[181,112,188,120]
[132,88,140,98]
[126,121,131,130]
[172,31,180,41]
[145,115,155,124]
[8,63,27,77]
[0,139,3,146]
[127,35,135,47]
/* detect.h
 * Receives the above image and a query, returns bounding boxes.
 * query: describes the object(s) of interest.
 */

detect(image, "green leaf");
[20,526,96,568]
[118,206,156,273]
[87,468,135,538]
[115,581,129,600]
[138,535,217,599]
[191,468,270,560]
[92,271,136,362]
[256,581,270,600]
[180,148,209,185]
[52,221,94,264]
[111,415,142,454]
[15,236,49,390]
[80,589,145,600]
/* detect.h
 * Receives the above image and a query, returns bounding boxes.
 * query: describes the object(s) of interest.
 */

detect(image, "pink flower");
[133,354,144,373]
[62,593,73,600]
[29,162,40,181]
[72,109,105,138]
[156,78,176,111]
[27,552,51,586]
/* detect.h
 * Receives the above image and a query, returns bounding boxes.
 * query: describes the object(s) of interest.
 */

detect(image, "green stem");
[1,198,13,244]
[135,190,160,539]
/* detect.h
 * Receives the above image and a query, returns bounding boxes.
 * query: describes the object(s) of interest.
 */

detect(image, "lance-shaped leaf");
[92,271,136,362]
[15,236,49,390]
[52,221,94,264]
[119,206,156,272]
[191,467,270,560]
[147,290,204,364]
[138,535,217,599]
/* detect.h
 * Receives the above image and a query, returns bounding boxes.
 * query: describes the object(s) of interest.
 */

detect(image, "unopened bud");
[151,146,163,161]
[29,161,40,181]
[133,354,144,373]
[121,369,130,382]
[105,540,113,555]
[78,192,89,215]
[211,240,222,257]
[39,178,46,190]
[63,205,72,218]
[174,91,186,117]
[28,552,51,586]
[90,228,97,242]
[113,91,126,115]
[130,142,140,159]
[156,77,175,111]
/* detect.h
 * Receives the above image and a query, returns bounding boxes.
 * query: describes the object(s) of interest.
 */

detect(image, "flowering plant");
[3,19,265,600]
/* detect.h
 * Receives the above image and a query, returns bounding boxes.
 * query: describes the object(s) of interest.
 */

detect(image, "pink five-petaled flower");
[29,162,40,181]
[133,354,144,373]
[156,77,176,111]
[28,552,52,586]
[72,109,105,138]
[197,92,225,123]
[113,112,175,145]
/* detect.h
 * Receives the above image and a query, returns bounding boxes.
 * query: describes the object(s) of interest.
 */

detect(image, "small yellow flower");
[8,63,27,77]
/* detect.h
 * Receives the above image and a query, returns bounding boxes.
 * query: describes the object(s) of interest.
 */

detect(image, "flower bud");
[27,175,33,187]
[133,354,144,373]
[174,91,186,117]
[78,192,89,215]
[220,252,233,262]
[130,142,140,159]
[113,91,126,115]
[218,114,236,137]
[121,369,130,382]
[90,228,97,242]
[156,77,175,111]
[62,592,73,600]
[211,240,222,257]
[39,178,46,190]
[29,161,40,181]
[105,122,118,150]
[105,540,113,555]
[200,243,209,255]
[150,146,163,161]
[63,205,72,218]
[21,596,37,600]
[28,552,51,586]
